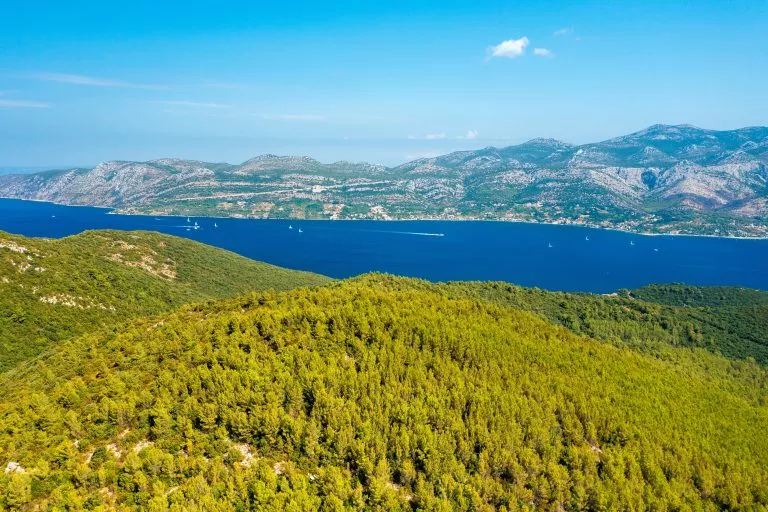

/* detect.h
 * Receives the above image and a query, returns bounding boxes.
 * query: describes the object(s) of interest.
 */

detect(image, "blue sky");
[0,0,766,167]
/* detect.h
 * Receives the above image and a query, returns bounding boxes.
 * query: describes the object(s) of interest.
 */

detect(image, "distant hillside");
[0,229,329,372]
[1,125,767,236]
[629,282,768,307]
[0,275,765,509]
[429,280,768,364]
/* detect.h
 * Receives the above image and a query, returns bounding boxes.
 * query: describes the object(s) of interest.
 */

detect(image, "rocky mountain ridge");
[1,124,766,236]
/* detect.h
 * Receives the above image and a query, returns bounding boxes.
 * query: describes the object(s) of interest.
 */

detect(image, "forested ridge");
[0,229,329,372]
[429,281,768,365]
[1,274,766,510]
[629,283,768,307]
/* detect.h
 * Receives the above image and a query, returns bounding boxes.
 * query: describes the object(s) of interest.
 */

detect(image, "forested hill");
[0,229,329,372]
[629,283,768,307]
[428,280,768,364]
[0,275,767,509]
[2,233,767,509]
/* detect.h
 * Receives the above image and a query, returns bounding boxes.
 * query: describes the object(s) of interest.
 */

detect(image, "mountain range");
[1,124,767,236]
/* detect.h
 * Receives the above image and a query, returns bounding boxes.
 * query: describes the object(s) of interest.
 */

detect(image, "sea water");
[1,198,767,293]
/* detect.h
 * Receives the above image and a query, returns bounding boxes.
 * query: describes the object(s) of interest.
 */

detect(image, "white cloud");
[554,27,573,36]
[0,99,50,108]
[411,131,475,140]
[29,72,166,90]
[533,48,555,58]
[488,37,529,59]
[156,100,230,109]
[456,130,479,140]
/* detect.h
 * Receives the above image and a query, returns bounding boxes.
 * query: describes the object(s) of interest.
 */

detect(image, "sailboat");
[630,240,635,246]
[585,236,589,241]
[298,228,303,234]
[214,222,218,228]
[288,224,293,230]
[187,217,190,223]
[548,242,553,248]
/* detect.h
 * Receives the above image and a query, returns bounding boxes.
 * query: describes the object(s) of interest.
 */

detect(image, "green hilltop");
[0,230,329,372]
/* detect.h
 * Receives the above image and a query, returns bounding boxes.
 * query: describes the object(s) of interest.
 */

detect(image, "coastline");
[2,196,767,241]
[109,207,768,241]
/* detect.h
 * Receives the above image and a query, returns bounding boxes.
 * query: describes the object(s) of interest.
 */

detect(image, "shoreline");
[105,208,768,242]
[2,196,767,241]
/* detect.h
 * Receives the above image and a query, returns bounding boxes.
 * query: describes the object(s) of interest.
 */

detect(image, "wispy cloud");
[0,98,50,108]
[533,48,555,58]
[28,72,166,90]
[487,37,529,59]
[260,114,326,121]
[410,132,474,140]
[202,81,248,90]
[156,100,230,109]
[458,130,479,140]
[554,27,574,36]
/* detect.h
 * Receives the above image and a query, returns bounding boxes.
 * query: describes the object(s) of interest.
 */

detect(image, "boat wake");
[365,230,445,237]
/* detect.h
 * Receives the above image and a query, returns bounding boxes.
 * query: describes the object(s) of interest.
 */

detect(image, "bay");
[1,198,766,293]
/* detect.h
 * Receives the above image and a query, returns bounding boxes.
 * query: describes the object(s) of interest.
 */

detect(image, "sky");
[0,0,766,168]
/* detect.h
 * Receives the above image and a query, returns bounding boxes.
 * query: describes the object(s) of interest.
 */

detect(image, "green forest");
[1,231,767,510]
[433,281,768,365]
[0,230,328,372]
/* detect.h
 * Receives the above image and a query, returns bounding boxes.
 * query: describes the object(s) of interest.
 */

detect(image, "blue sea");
[1,198,767,293]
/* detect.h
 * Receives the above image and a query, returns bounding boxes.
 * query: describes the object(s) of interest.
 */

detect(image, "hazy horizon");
[3,122,767,172]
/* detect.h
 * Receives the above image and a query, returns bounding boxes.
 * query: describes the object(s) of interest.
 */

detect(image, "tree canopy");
[0,229,329,372]
[1,274,766,510]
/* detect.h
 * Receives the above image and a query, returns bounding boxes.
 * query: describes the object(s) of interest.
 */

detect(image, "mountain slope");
[430,280,768,364]
[0,275,765,510]
[0,229,329,372]
[1,125,766,236]
[629,283,768,307]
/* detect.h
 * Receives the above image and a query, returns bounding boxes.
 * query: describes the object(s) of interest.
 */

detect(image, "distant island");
[1,124,767,237]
